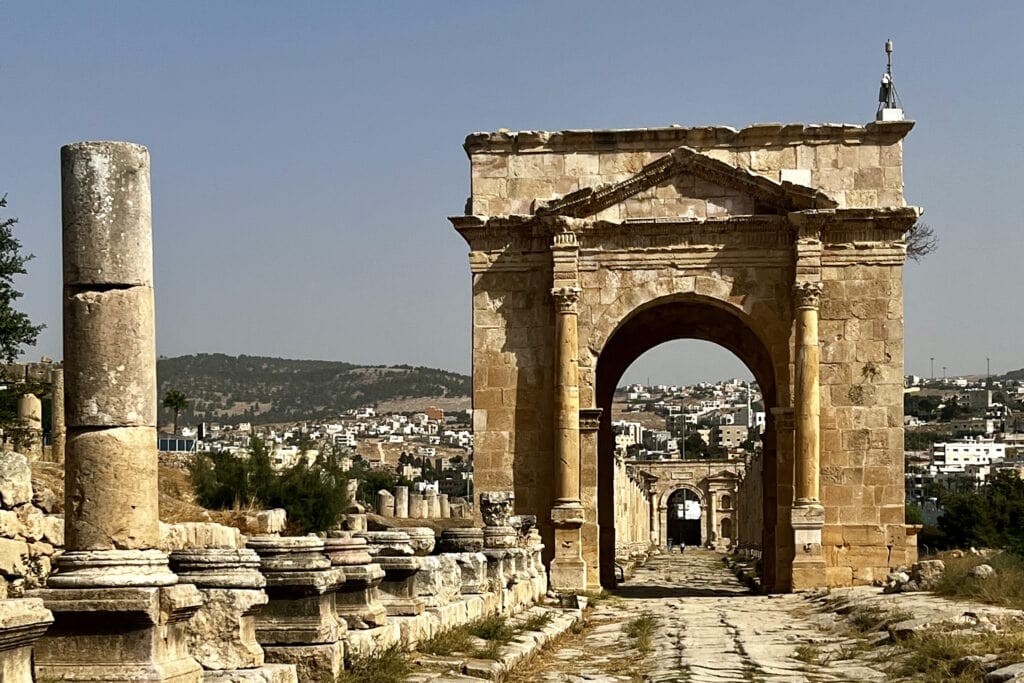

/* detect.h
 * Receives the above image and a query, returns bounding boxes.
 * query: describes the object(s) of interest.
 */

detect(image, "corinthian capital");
[793,281,823,310]
[551,287,582,314]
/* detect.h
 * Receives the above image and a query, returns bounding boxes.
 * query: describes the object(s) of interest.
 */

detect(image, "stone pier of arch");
[452,119,921,593]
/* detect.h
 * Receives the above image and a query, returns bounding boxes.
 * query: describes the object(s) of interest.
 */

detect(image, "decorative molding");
[793,281,823,310]
[551,287,582,314]
[579,408,603,432]
[534,145,838,219]
[551,231,578,249]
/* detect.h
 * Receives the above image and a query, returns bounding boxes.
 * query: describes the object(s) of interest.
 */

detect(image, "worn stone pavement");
[510,549,886,683]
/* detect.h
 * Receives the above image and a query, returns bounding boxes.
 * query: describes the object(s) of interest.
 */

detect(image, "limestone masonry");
[451,120,920,592]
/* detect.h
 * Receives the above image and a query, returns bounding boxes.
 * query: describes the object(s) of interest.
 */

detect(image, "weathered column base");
[376,557,425,616]
[790,504,827,591]
[0,599,53,683]
[247,536,345,683]
[32,584,203,682]
[335,565,388,629]
[549,505,587,593]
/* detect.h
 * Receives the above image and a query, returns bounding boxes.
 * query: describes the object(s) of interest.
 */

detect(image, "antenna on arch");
[876,38,904,121]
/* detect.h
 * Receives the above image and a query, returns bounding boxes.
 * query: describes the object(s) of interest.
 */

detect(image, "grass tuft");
[518,611,553,632]
[417,627,475,657]
[468,615,516,643]
[338,646,410,683]
[623,612,658,653]
[933,551,1024,610]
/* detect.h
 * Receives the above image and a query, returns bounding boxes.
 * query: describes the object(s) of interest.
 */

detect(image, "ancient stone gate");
[450,121,920,592]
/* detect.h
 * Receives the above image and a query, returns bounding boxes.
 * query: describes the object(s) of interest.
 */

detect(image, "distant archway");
[666,488,702,546]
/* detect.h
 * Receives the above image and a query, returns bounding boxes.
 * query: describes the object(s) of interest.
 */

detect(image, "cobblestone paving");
[511,549,886,683]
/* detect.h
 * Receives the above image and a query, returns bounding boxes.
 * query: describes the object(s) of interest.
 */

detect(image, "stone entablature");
[465,121,913,216]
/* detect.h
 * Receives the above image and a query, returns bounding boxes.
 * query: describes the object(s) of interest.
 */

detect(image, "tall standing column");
[50,368,65,464]
[790,281,826,590]
[549,230,586,592]
[793,281,823,506]
[708,490,717,548]
[553,286,582,509]
[32,142,202,682]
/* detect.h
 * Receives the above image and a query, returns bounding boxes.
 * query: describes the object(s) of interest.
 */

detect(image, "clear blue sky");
[3,2,1022,385]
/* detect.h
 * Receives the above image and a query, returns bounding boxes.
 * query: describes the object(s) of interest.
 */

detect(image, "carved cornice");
[551,230,578,251]
[579,408,603,432]
[551,287,582,314]
[533,145,838,219]
[463,121,915,155]
[793,281,823,310]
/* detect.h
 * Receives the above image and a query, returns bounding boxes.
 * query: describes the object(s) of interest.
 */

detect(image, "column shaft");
[553,291,581,506]
[61,141,159,551]
[793,284,822,505]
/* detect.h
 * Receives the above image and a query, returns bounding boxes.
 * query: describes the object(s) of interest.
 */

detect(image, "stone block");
[0,539,29,577]
[0,598,53,683]
[14,506,42,543]
[262,642,342,683]
[63,287,157,427]
[32,584,202,682]
[0,454,32,510]
[64,426,160,550]
[0,511,20,540]
[61,141,153,287]
[202,664,297,682]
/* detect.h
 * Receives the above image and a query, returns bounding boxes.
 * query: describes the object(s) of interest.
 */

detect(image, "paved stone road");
[511,549,886,683]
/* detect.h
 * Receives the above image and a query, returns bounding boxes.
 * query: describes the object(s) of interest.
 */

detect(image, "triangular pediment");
[534,146,837,219]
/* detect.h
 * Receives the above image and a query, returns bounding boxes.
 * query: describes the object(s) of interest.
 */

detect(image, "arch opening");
[594,295,779,589]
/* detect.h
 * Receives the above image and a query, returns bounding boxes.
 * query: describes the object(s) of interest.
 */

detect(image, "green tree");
[0,196,43,363]
[162,389,189,435]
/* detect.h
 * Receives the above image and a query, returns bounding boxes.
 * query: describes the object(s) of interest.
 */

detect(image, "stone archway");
[592,295,779,587]
[451,120,920,593]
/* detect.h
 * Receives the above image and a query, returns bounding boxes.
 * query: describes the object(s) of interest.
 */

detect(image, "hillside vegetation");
[156,353,469,425]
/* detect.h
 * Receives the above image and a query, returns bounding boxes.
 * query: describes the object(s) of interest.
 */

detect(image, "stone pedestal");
[394,487,409,519]
[170,549,296,682]
[323,535,387,630]
[33,583,203,682]
[453,553,487,594]
[0,599,53,683]
[438,528,484,554]
[246,536,345,682]
[358,531,424,616]
[413,555,461,608]
[790,505,827,591]
[549,505,587,592]
[482,550,511,592]
[376,557,425,616]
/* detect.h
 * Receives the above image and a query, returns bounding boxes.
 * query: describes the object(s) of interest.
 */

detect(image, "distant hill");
[156,354,470,426]
[1002,369,1024,382]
